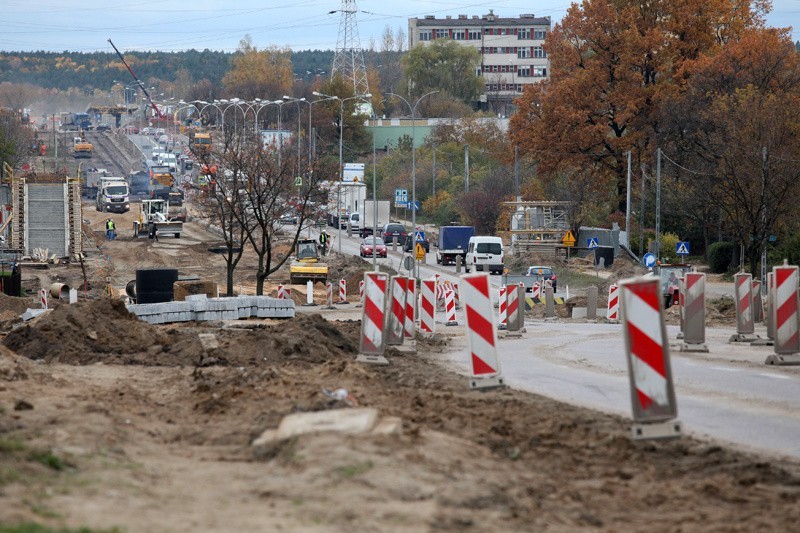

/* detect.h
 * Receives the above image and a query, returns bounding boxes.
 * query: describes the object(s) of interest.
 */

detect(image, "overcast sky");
[1,0,797,53]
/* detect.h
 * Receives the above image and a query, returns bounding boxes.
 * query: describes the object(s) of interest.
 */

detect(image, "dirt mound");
[0,292,39,316]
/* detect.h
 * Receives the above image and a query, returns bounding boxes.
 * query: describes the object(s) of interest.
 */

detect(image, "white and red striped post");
[445,289,458,326]
[619,277,682,440]
[453,282,461,309]
[680,272,708,352]
[419,278,436,337]
[39,288,48,310]
[357,272,389,365]
[337,278,349,304]
[766,272,775,341]
[324,281,334,309]
[766,264,800,365]
[461,273,505,389]
[752,280,764,323]
[386,276,407,345]
[357,279,364,307]
[404,278,416,340]
[730,273,757,342]
[677,277,685,340]
[607,284,619,322]
[505,284,523,337]
[498,286,508,330]
[277,285,291,300]
[531,282,541,301]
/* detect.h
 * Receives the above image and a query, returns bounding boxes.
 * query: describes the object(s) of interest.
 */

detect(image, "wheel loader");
[134,199,183,239]
[289,239,328,285]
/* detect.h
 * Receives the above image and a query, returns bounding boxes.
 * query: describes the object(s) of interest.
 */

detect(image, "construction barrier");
[766,264,800,365]
[587,286,598,319]
[324,281,334,309]
[357,280,364,307]
[404,278,416,339]
[337,278,349,304]
[505,284,523,336]
[453,282,461,309]
[39,288,48,309]
[620,277,681,440]
[304,280,316,306]
[607,284,619,322]
[276,285,291,300]
[681,272,708,352]
[419,278,435,337]
[386,276,407,345]
[544,285,555,318]
[752,280,763,323]
[767,272,775,340]
[445,289,458,326]
[357,272,389,365]
[461,273,505,389]
[677,277,685,339]
[730,273,757,342]
[498,286,507,329]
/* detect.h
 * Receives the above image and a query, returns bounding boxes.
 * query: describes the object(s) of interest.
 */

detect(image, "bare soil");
[0,201,797,531]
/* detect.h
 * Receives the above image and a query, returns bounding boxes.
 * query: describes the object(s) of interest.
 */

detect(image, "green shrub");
[708,241,734,273]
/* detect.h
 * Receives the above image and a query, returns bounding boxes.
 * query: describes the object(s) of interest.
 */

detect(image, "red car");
[360,236,387,258]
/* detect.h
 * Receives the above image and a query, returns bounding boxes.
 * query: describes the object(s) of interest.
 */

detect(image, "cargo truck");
[326,181,366,229]
[349,200,390,238]
[436,225,476,265]
[95,177,130,213]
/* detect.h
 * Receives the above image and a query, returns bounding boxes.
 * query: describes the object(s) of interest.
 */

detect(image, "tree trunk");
[226,262,235,296]
[256,254,266,295]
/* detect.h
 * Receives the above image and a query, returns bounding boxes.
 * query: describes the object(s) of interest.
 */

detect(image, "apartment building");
[408,10,551,115]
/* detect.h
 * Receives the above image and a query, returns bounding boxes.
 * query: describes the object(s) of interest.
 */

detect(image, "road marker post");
[587,286,598,320]
[357,280,364,307]
[337,278,349,305]
[544,285,555,318]
[323,281,335,309]
[498,286,507,330]
[752,280,764,323]
[444,289,458,326]
[39,288,48,309]
[419,278,435,338]
[505,284,524,337]
[453,282,461,309]
[404,278,416,341]
[386,276,407,345]
[767,272,775,340]
[620,277,682,440]
[680,272,708,352]
[531,282,541,302]
[607,284,619,322]
[676,277,685,340]
[730,273,759,343]
[461,273,505,390]
[765,263,800,365]
[302,280,317,306]
[357,272,389,365]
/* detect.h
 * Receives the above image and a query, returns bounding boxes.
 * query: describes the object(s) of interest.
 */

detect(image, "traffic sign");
[294,176,302,187]
[587,237,599,249]
[415,231,426,242]
[408,201,421,211]
[643,252,656,268]
[403,255,414,271]
[395,201,407,209]
[394,188,408,203]
[415,243,426,261]
[676,241,690,255]
[562,230,576,247]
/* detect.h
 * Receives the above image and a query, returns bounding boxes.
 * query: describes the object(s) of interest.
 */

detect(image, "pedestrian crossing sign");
[587,237,599,249]
[676,241,690,255]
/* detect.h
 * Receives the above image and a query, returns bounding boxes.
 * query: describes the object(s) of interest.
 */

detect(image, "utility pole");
[640,164,646,258]
[655,148,662,261]
[625,150,631,252]
[465,145,469,193]
[761,146,768,285]
[432,145,436,197]
[514,144,519,201]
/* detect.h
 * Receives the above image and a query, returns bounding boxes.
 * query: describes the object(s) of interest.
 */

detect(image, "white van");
[465,236,504,274]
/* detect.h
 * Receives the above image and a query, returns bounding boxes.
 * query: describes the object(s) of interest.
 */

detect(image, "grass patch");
[334,461,373,478]
[0,438,26,454]
[27,451,66,472]
[556,269,607,289]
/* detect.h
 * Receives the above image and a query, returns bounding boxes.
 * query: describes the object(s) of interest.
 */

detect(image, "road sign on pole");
[676,241,690,256]
[587,237,599,249]
[562,230,576,247]
[643,252,656,269]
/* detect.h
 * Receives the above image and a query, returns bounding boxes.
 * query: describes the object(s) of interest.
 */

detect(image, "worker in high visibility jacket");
[105,218,116,240]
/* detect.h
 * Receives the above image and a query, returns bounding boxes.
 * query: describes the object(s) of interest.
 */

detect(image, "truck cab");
[96,177,130,213]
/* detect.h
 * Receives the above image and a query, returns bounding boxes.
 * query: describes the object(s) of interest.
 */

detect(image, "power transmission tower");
[331,0,370,97]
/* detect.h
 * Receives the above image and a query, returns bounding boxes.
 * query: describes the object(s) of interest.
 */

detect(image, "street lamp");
[282,96,306,179]
[386,91,439,278]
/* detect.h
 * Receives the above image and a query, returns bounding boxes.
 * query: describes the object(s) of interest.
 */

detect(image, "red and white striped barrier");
[681,272,708,352]
[445,289,458,326]
[357,280,364,307]
[505,284,523,336]
[766,264,800,365]
[766,272,775,341]
[386,276,407,345]
[453,282,461,309]
[276,285,291,300]
[357,272,389,365]
[461,273,505,389]
[531,282,541,300]
[404,278,416,339]
[620,277,681,440]
[677,277,685,339]
[497,286,507,329]
[325,281,334,308]
[607,284,619,322]
[752,280,763,323]
[337,278,348,304]
[39,288,48,310]
[730,273,757,342]
[419,279,435,337]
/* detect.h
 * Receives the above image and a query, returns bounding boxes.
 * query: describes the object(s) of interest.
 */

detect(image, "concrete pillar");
[587,286,598,319]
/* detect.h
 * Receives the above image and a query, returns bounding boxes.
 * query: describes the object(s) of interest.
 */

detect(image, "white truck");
[326,181,367,229]
[350,200,390,238]
[95,176,130,213]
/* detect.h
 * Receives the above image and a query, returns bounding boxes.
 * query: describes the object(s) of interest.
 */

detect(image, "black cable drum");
[135,268,178,304]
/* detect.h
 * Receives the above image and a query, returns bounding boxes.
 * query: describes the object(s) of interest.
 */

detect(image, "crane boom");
[107,38,165,119]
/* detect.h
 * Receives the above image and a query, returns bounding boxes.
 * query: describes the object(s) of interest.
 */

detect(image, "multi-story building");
[408,10,551,115]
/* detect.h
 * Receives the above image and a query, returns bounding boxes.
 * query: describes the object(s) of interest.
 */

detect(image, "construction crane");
[107,38,165,119]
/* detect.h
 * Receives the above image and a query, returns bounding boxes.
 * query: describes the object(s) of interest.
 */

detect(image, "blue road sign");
[587,237,599,249]
[643,252,656,268]
[415,231,426,242]
[676,241,690,255]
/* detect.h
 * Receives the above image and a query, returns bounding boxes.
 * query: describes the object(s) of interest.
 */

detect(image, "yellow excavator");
[289,239,328,285]
[73,133,93,159]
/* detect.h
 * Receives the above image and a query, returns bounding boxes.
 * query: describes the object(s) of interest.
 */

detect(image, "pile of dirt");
[0,292,39,316]
[707,295,736,324]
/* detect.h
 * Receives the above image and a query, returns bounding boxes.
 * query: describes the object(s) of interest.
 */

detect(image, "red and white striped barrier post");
[419,279,436,337]
[357,272,389,365]
[324,281,334,309]
[444,289,458,326]
[766,272,775,341]
[404,278,416,340]
[462,273,505,389]
[337,278,349,305]
[752,280,764,323]
[607,284,619,322]
[386,276,407,345]
[680,272,708,352]
[676,277,685,340]
[39,288,48,310]
[505,284,523,337]
[531,282,541,301]
[766,264,800,365]
[497,286,507,330]
[277,285,291,300]
[730,273,758,342]
[453,282,461,309]
[620,277,682,440]
[357,279,364,307]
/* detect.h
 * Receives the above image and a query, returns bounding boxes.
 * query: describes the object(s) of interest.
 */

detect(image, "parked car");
[360,236,388,258]
[154,128,166,136]
[465,236,504,274]
[280,212,298,225]
[526,265,557,292]
[380,222,407,245]
[140,127,153,135]
[403,232,430,253]
[158,134,170,145]
[96,123,112,132]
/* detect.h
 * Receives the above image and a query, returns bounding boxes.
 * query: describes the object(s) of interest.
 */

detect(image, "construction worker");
[319,230,329,256]
[105,218,116,240]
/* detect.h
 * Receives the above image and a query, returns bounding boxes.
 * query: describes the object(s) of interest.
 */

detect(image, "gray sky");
[1,0,797,52]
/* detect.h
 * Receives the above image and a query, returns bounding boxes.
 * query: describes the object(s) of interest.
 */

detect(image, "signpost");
[676,241,690,257]
[562,230,576,260]
[415,243,426,261]
[643,252,656,270]
[587,237,599,249]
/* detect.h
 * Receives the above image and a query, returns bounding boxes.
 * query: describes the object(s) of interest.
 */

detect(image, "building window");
[534,28,547,40]
[419,30,432,42]
[453,29,465,40]
[534,46,546,58]
[517,48,530,59]
[435,29,449,39]
[468,30,481,40]
[533,66,547,77]
[518,66,531,77]
[518,28,530,40]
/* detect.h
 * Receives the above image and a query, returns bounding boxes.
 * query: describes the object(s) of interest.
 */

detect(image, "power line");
[659,150,714,176]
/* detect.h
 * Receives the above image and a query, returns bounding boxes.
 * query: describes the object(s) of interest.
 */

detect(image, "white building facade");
[408,10,551,115]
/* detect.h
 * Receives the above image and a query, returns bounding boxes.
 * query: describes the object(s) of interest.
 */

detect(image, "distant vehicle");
[157,134,170,145]
[645,263,693,309]
[380,222,407,244]
[189,131,212,155]
[72,135,93,159]
[96,123,112,132]
[436,225,475,265]
[96,177,130,213]
[526,265,557,292]
[140,127,154,135]
[353,200,390,238]
[465,236,504,274]
[280,212,298,225]
[404,232,430,253]
[129,170,150,195]
[360,236,387,258]
[154,128,166,136]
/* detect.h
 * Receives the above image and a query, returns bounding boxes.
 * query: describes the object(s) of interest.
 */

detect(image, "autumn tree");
[400,40,482,103]
[222,36,293,100]
[0,108,35,170]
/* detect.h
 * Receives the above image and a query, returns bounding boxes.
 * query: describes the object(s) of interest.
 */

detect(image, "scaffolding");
[505,200,572,253]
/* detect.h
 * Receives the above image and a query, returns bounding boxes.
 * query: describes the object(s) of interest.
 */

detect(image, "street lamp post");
[386,91,439,279]
[283,96,306,181]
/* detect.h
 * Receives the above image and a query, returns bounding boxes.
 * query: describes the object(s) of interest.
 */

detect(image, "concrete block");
[371,416,403,436]
[572,307,588,319]
[185,293,209,301]
[273,408,379,441]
